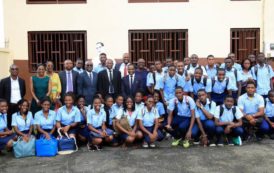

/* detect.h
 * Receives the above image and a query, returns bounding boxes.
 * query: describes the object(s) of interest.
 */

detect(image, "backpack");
[191,76,207,87]
[219,106,237,122]
[173,96,190,116]
[253,64,272,79]
[211,77,229,89]
[163,74,179,85]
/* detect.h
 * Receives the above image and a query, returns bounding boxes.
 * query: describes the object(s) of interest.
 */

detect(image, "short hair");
[224,57,233,62]
[175,86,184,92]
[217,68,226,74]
[168,64,176,69]
[246,80,256,88]
[224,95,234,101]
[76,95,85,102]
[96,42,104,46]
[93,96,101,104]
[40,97,51,105]
[268,90,274,96]
[128,64,135,69]
[194,67,203,74]
[0,99,7,104]
[197,89,206,94]
[115,94,124,100]
[64,92,75,102]
[36,63,45,69]
[207,55,214,59]
[104,95,113,101]
[17,99,29,107]
[99,52,107,56]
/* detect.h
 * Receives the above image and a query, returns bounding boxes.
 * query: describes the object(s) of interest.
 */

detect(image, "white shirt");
[107,69,114,93]
[86,71,93,82]
[119,63,130,78]
[10,77,21,104]
[65,70,73,92]
[128,74,135,87]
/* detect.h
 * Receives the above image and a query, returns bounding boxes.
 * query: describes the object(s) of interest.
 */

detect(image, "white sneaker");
[149,143,156,148]
[142,142,149,148]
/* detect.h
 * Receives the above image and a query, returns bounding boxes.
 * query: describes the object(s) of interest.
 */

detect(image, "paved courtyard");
[1,139,274,173]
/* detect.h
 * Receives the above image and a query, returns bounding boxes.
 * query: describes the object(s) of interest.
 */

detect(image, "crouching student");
[0,99,16,153]
[12,99,34,142]
[214,95,244,146]
[260,90,274,139]
[56,92,81,138]
[137,96,164,148]
[195,89,217,146]
[109,95,124,129]
[76,95,89,143]
[165,86,199,147]
[34,97,56,139]
[114,97,143,147]
[87,97,113,150]
[153,91,166,128]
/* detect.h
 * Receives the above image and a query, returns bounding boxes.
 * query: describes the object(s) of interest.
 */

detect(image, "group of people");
[0,51,274,153]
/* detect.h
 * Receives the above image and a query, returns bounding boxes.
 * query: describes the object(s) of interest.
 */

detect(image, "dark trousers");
[7,103,18,129]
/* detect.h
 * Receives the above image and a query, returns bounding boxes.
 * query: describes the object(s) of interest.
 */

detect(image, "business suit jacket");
[0,76,26,103]
[77,71,98,105]
[97,69,121,98]
[59,70,79,99]
[121,74,143,98]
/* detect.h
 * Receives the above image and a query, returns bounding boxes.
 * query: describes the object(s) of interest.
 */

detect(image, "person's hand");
[196,99,202,109]
[245,115,254,121]
[271,122,274,128]
[185,130,192,140]
[36,99,40,106]
[7,130,13,135]
[63,126,70,133]
[0,135,7,138]
[45,133,51,140]
[225,126,232,134]
[185,75,190,81]
[229,122,235,128]
[250,119,256,126]
[23,135,29,142]
[149,133,157,142]
[128,131,135,137]
[80,107,86,115]
[165,124,173,131]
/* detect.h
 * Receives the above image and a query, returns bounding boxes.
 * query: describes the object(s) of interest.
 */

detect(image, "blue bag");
[13,136,36,158]
[57,128,78,155]
[35,135,58,157]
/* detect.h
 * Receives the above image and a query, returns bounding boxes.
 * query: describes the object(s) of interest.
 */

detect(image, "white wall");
[0,0,4,48]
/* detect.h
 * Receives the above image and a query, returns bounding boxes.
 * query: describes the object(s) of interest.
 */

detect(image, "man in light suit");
[77,60,98,105]
[59,59,79,100]
[121,64,143,98]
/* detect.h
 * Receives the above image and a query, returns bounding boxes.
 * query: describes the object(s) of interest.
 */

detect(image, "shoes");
[142,142,149,148]
[217,137,224,147]
[149,143,156,148]
[232,136,242,146]
[171,138,182,146]
[209,140,216,147]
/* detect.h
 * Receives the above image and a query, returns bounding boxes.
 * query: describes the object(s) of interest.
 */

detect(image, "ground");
[1,139,274,173]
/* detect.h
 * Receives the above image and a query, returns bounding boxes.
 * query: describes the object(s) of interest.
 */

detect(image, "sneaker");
[232,136,242,146]
[93,145,101,151]
[217,137,224,147]
[171,138,182,146]
[227,139,234,146]
[149,143,156,148]
[165,133,171,140]
[193,141,200,145]
[142,142,149,148]
[209,140,216,147]
[182,140,190,148]
[87,143,91,150]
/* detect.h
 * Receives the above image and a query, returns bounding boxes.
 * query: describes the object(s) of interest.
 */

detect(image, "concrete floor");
[1,139,274,173]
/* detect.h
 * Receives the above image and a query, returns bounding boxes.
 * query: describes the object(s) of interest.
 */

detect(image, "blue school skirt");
[90,128,113,139]
[78,123,90,139]
[0,133,16,150]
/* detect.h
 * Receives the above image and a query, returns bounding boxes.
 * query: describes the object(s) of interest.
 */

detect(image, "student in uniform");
[103,95,114,129]
[238,59,253,95]
[195,89,217,146]
[147,64,156,94]
[137,96,164,148]
[134,91,145,112]
[211,68,230,105]
[146,61,165,93]
[176,61,190,92]
[162,57,173,74]
[87,97,113,150]
[153,91,166,128]
[224,57,239,100]
[165,86,199,146]
[260,90,274,139]
[185,54,207,76]
[184,57,190,68]
[114,97,143,147]
[0,99,16,153]
[237,80,265,140]
[205,55,218,79]
[109,95,124,129]
[34,97,56,139]
[220,53,242,71]
[56,92,81,138]
[12,99,34,141]
[76,95,89,143]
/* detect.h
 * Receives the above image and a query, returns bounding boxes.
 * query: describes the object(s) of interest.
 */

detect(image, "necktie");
[67,72,73,92]
[124,65,127,77]
[109,69,114,93]
[89,72,93,84]
[130,75,133,89]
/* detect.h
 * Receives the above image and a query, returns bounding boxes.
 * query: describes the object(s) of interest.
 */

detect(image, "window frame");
[26,0,87,4]
[128,0,188,3]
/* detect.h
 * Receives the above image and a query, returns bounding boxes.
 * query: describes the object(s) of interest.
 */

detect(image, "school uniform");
[205,65,218,79]
[220,63,242,71]
[87,108,113,138]
[155,74,178,102]
[0,113,16,150]
[177,75,190,92]
[185,64,207,76]
[109,103,123,128]
[259,99,274,135]
[237,70,253,94]
[56,106,81,135]
[214,105,244,138]
[195,99,216,139]
[11,111,33,135]
[135,102,145,112]
[116,109,138,140]
[211,77,230,105]
[225,68,238,99]
[146,71,165,90]
[78,106,90,139]
[34,110,56,137]
[167,96,199,139]
[137,107,164,143]
[188,77,212,100]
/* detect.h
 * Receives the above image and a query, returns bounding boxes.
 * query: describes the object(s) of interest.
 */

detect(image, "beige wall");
[2,0,273,63]
[0,48,13,78]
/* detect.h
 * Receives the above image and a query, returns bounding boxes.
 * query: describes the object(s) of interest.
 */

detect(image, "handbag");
[13,136,36,158]
[35,135,58,157]
[57,128,78,155]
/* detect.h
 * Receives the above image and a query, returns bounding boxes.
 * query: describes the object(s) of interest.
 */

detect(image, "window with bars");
[230,28,260,63]
[128,0,188,3]
[27,0,86,4]
[28,31,87,72]
[129,30,188,67]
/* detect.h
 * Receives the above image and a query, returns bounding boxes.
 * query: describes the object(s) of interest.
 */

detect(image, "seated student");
[87,97,113,150]
[187,68,212,100]
[153,91,166,128]
[103,95,114,128]
[238,59,253,95]
[260,90,274,139]
[195,89,217,146]
[0,99,16,153]
[214,95,244,146]
[109,95,124,129]
[114,97,143,147]
[165,86,199,146]
[12,99,34,141]
[34,97,56,139]
[211,68,230,105]
[76,95,89,143]
[137,96,164,148]
[156,65,178,105]
[56,92,81,138]
[237,81,265,140]
[134,91,145,112]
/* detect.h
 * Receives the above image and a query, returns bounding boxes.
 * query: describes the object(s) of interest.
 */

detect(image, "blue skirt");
[0,133,16,150]
[61,124,77,135]
[90,128,113,139]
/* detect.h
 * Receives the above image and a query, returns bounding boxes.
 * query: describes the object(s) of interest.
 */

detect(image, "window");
[28,31,87,72]
[129,29,188,67]
[129,0,188,3]
[230,28,260,63]
[27,0,86,4]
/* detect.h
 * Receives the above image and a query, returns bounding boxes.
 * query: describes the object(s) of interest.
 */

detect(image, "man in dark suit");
[59,59,79,100]
[77,60,98,105]
[121,64,143,98]
[97,59,121,99]
[114,53,130,79]
[0,64,26,128]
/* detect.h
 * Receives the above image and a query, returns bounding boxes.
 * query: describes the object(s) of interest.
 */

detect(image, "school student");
[137,96,164,148]
[211,68,230,105]
[153,91,166,127]
[103,95,115,129]
[185,54,207,76]
[260,90,274,139]
[238,59,253,95]
[109,95,124,129]
[146,61,165,92]
[205,55,218,79]
[224,57,239,100]
[114,97,143,147]
[165,87,199,146]
[87,97,113,150]
[195,89,217,146]
[176,61,190,93]
[56,92,81,138]
[76,95,89,142]
[146,64,156,94]
[0,99,16,153]
[237,81,265,140]
[214,95,244,146]
[34,97,56,139]
[134,91,145,112]
[12,99,34,141]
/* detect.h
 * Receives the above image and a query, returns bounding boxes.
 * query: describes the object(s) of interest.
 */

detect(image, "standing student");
[184,57,190,68]
[135,58,148,95]
[214,95,244,146]
[147,64,156,94]
[76,95,89,143]
[248,54,256,67]
[176,61,190,92]
[146,61,165,92]
[238,59,253,95]
[93,53,108,73]
[87,97,113,150]
[137,96,164,148]
[224,57,239,100]
[34,98,56,139]
[12,99,34,141]
[261,90,274,139]
[162,57,173,74]
[56,92,81,138]
[205,55,218,79]
[0,99,16,153]
[220,53,242,71]
[165,87,199,146]
[134,91,145,112]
